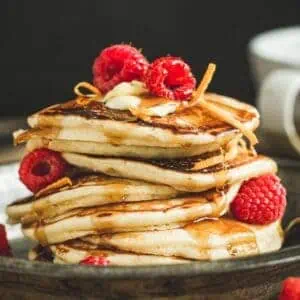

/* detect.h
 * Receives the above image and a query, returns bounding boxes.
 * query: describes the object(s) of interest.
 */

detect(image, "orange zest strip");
[183,63,258,146]
[190,63,216,107]
[73,82,102,99]
[200,99,258,145]
[175,63,216,112]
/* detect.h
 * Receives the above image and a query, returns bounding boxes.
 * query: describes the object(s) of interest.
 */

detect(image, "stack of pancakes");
[8,93,284,265]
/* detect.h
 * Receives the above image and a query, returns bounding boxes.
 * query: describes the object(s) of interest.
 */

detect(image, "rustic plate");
[0,159,300,300]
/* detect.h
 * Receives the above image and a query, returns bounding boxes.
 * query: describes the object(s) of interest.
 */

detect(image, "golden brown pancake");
[61,151,277,192]
[28,218,284,264]
[81,218,284,260]
[25,137,229,159]
[21,183,241,245]
[29,243,189,265]
[28,93,259,134]
[7,174,180,223]
[14,93,259,148]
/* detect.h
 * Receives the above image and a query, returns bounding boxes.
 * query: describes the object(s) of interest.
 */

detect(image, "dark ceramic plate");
[0,160,300,300]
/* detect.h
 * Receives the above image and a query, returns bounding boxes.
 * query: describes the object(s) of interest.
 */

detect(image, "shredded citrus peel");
[191,152,231,171]
[72,64,258,146]
[129,63,258,146]
[191,136,243,171]
[74,82,102,100]
[188,63,216,108]
[200,98,258,145]
[181,63,258,146]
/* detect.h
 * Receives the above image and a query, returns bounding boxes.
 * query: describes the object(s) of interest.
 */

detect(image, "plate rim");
[1,244,300,279]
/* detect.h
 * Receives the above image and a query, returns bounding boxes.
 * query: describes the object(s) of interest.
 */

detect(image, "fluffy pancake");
[7,174,179,223]
[81,218,284,260]
[61,151,277,192]
[29,243,189,265]
[14,123,239,149]
[25,137,228,159]
[22,183,241,245]
[16,93,259,148]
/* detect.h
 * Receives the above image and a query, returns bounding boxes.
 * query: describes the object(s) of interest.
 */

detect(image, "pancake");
[14,123,240,149]
[7,174,180,223]
[81,218,284,260]
[29,243,189,265]
[25,137,229,159]
[16,93,259,148]
[26,135,240,171]
[21,183,241,245]
[61,151,277,192]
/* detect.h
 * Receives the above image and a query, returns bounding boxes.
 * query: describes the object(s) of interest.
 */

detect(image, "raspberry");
[145,56,196,100]
[279,277,300,300]
[19,148,67,193]
[93,44,149,93]
[80,256,109,266]
[231,174,287,225]
[0,224,12,256]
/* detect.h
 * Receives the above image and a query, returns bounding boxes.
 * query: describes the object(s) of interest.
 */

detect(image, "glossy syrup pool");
[0,160,300,261]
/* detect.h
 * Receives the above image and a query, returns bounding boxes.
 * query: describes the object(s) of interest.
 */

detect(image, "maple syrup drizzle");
[214,146,229,189]
[186,219,258,259]
[211,189,227,218]
[35,225,49,246]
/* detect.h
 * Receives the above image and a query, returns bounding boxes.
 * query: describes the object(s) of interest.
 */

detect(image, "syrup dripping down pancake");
[81,218,284,261]
[29,218,283,264]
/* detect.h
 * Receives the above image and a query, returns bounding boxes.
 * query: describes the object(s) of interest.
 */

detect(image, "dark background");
[1,0,299,116]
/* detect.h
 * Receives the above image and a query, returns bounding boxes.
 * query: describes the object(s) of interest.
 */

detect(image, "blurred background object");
[0,117,25,163]
[1,0,300,116]
[248,26,300,158]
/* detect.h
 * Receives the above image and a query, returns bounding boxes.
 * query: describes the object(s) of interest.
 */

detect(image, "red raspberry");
[231,174,287,225]
[80,256,109,266]
[0,224,12,256]
[279,277,300,300]
[19,148,67,193]
[145,56,196,100]
[93,44,149,93]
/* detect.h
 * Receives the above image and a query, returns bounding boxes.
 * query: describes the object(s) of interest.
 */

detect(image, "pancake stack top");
[7,45,286,266]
